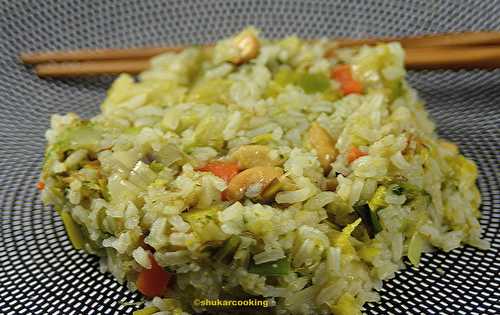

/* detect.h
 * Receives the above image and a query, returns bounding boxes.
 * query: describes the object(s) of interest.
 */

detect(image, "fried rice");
[40,28,489,315]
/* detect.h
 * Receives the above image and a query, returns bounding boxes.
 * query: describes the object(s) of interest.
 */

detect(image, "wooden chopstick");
[22,31,500,77]
[33,45,500,77]
[335,31,500,48]
[21,31,500,65]
[35,60,151,77]
[20,46,185,65]
[404,46,500,69]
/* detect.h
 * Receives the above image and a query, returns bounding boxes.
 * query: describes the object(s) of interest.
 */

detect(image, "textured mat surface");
[0,1,499,314]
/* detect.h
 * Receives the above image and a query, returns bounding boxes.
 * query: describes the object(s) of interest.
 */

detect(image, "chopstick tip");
[19,52,31,64]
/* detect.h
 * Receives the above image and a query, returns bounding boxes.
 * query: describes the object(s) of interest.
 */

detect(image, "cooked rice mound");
[41,28,489,315]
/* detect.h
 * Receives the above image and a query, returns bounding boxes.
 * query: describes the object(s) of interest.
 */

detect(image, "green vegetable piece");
[386,79,403,102]
[385,178,427,204]
[61,211,85,250]
[63,123,102,152]
[408,232,424,266]
[214,235,241,263]
[182,207,219,224]
[248,257,290,276]
[124,126,142,135]
[99,180,112,201]
[149,161,164,173]
[391,184,404,195]
[274,67,295,87]
[133,306,159,315]
[399,182,421,200]
[365,186,388,236]
[296,73,330,94]
[368,186,388,211]
[353,204,382,238]
[42,121,104,176]
[369,208,383,234]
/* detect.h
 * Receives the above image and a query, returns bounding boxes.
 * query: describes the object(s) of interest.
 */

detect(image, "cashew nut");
[230,145,280,169]
[322,178,338,191]
[230,32,260,65]
[260,175,297,202]
[225,166,283,201]
[309,122,338,173]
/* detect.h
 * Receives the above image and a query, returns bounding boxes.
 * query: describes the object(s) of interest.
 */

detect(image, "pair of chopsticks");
[20,31,500,77]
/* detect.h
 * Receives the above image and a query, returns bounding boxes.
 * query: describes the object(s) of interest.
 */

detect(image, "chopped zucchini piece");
[149,161,164,173]
[391,184,404,195]
[329,218,362,256]
[368,186,387,211]
[408,232,424,266]
[274,67,296,87]
[399,182,421,201]
[248,257,290,276]
[61,211,85,250]
[133,306,159,315]
[354,203,381,238]
[251,133,274,144]
[296,73,330,94]
[369,209,382,234]
[358,245,380,262]
[182,207,219,223]
[182,208,227,242]
[355,185,388,238]
[214,235,241,263]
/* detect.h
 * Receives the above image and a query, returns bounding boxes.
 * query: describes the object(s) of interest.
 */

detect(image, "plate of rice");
[1,1,499,315]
